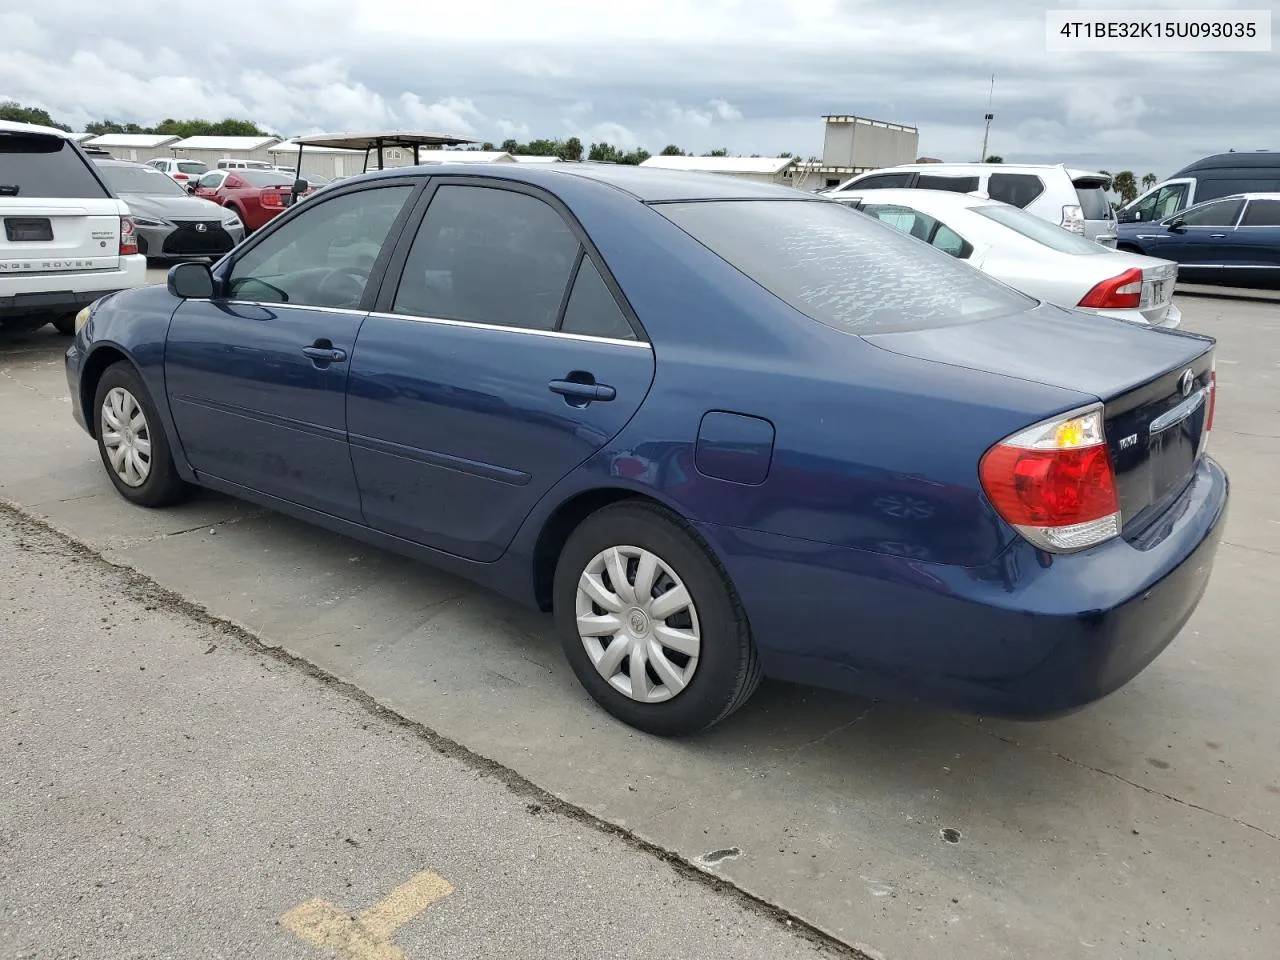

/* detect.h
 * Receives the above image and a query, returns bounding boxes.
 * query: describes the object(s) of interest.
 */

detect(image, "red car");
[192,169,310,232]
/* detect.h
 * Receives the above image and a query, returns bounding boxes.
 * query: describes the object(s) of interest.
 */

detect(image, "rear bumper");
[699,453,1229,718]
[0,257,147,321]
[1093,301,1182,329]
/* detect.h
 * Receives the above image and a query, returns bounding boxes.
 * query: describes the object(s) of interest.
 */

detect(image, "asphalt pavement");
[1,290,1278,959]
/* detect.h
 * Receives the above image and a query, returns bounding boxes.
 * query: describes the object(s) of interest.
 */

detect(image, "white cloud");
[496,118,531,140]
[565,100,593,117]
[1064,86,1148,129]
[710,98,742,121]
[399,94,484,134]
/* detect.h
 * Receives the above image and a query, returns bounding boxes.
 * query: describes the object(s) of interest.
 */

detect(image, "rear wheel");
[92,363,192,508]
[553,501,761,736]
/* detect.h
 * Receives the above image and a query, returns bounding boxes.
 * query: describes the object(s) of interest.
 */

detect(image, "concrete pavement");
[1,293,1278,959]
[0,509,841,959]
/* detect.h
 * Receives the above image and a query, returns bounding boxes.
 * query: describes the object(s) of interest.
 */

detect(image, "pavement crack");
[790,704,877,756]
[0,366,60,402]
[1222,539,1280,558]
[954,719,1280,843]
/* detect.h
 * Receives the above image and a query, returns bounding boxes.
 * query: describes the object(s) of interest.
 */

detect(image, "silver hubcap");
[100,387,152,488]
[575,545,701,703]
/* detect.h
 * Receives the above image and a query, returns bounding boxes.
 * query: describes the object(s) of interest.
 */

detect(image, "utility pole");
[980,73,995,161]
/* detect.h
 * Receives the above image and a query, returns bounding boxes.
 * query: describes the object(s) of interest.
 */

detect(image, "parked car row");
[63,156,1227,738]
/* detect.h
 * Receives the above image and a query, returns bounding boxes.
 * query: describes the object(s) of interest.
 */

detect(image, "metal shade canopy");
[288,130,481,173]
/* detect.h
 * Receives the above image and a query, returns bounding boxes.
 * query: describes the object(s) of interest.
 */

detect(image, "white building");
[419,151,517,165]
[511,155,564,164]
[638,154,798,186]
[83,133,179,163]
[793,115,920,192]
[171,135,281,168]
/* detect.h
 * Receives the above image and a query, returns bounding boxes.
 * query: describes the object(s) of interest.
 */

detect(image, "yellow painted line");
[281,871,455,959]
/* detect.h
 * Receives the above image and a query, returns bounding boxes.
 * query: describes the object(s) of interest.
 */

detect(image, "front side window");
[659,199,1031,333]
[1240,198,1280,227]
[392,184,581,331]
[227,185,414,308]
[1177,198,1244,228]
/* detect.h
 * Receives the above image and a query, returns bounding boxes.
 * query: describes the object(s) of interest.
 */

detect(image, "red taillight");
[119,216,138,256]
[1205,369,1217,433]
[261,190,284,208]
[1078,267,1144,309]
[979,405,1121,552]
[174,172,188,181]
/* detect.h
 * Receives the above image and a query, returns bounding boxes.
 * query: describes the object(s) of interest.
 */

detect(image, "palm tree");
[1111,170,1138,204]
[1142,172,1158,189]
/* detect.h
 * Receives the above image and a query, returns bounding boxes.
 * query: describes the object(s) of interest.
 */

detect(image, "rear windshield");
[239,170,294,187]
[97,163,188,196]
[1075,186,1114,220]
[658,199,1032,333]
[0,133,109,199]
[972,203,1109,255]
[178,161,208,175]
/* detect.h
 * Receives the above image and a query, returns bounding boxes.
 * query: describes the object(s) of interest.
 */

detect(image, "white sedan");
[830,188,1180,328]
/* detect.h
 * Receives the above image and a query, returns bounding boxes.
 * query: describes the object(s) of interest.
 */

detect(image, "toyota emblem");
[1179,369,1194,397]
[195,223,208,233]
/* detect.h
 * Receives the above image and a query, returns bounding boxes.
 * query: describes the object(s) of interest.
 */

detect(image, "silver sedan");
[92,160,246,261]
[831,188,1180,328]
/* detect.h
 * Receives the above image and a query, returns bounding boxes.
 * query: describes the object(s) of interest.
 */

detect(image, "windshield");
[658,199,1032,333]
[972,204,1109,255]
[239,170,295,187]
[98,163,188,196]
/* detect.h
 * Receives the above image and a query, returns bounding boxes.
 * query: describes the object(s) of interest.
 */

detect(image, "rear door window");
[1240,198,1280,226]
[0,133,109,199]
[392,184,581,330]
[916,174,980,193]
[987,173,1045,208]
[659,199,1030,333]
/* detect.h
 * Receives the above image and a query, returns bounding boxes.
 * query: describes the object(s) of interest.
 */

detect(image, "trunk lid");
[865,303,1215,533]
[1,129,122,274]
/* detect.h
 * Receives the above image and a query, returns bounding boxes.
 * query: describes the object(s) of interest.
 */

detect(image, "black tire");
[51,314,77,336]
[553,501,762,736]
[92,362,192,508]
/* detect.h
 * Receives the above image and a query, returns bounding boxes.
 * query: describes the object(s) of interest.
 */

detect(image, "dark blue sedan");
[65,163,1229,736]
[1116,191,1280,288]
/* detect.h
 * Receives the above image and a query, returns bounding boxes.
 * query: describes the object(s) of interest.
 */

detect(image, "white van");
[0,120,147,335]
[214,158,275,171]
[826,163,1118,247]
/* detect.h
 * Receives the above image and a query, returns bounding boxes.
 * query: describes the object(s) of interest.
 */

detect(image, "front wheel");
[51,314,77,336]
[92,363,192,508]
[553,501,761,736]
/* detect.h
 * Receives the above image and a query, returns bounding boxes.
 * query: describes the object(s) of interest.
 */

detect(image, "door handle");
[302,345,346,362]
[1209,234,1227,239]
[548,379,616,402]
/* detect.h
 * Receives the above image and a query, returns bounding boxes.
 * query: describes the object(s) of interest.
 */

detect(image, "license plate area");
[4,217,54,242]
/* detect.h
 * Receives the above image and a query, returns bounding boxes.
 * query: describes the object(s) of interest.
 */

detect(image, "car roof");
[1187,191,1280,204]
[1172,152,1279,174]
[348,161,820,203]
[0,118,73,138]
[827,187,998,208]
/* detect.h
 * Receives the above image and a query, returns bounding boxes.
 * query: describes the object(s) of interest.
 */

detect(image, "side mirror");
[167,262,214,299]
[293,178,309,195]
[186,182,198,194]
[1166,217,1186,232]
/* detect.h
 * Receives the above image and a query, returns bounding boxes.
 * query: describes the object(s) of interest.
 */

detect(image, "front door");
[347,181,656,561]
[164,182,418,519]
[1141,197,1245,266]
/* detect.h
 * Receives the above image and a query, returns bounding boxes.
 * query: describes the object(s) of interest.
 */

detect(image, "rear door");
[1229,197,1280,274]
[0,131,121,275]
[347,179,656,561]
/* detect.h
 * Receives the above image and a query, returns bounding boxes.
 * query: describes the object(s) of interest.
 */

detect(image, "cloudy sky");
[2,0,1275,178]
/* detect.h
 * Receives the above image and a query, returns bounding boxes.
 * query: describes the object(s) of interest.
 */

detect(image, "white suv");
[825,163,1119,247]
[1,120,147,335]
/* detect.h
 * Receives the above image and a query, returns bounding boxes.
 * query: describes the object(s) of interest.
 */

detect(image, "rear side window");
[987,173,1045,208]
[1074,186,1113,220]
[973,204,1109,255]
[917,174,980,193]
[1240,198,1280,227]
[1180,198,1244,227]
[659,199,1031,333]
[560,256,637,340]
[0,133,109,199]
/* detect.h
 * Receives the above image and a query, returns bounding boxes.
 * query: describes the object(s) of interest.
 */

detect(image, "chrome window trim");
[367,310,652,350]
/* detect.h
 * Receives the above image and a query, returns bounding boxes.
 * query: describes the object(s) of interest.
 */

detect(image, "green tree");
[984,154,1003,163]
[480,141,496,151]
[777,151,794,158]
[500,138,519,154]
[557,136,584,162]
[588,142,623,163]
[659,144,685,156]
[0,100,71,131]
[703,147,729,157]
[1141,172,1158,189]
[1111,170,1138,204]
